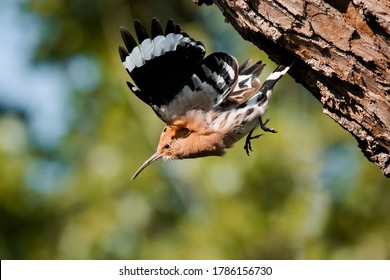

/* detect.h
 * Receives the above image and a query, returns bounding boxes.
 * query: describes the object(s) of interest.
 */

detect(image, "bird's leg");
[259,115,277,133]
[244,116,277,156]
[244,129,263,156]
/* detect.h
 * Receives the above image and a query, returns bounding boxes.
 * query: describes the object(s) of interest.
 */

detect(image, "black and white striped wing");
[190,52,239,106]
[118,18,206,108]
[173,53,265,108]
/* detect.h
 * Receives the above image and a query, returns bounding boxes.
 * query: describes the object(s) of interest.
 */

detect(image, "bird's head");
[131,125,193,180]
[131,125,224,180]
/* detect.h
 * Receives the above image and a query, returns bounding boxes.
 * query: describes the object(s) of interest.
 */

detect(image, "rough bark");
[201,0,390,177]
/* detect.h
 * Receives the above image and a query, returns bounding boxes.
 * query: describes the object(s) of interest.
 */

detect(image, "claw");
[244,129,263,156]
[243,116,277,156]
[260,115,277,133]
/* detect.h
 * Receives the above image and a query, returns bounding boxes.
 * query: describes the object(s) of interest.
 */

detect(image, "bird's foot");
[244,129,263,156]
[260,115,277,133]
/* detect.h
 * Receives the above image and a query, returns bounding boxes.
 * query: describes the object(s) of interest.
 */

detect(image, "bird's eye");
[164,144,170,149]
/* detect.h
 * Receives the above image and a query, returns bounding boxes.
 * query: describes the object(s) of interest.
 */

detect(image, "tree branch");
[200,0,390,177]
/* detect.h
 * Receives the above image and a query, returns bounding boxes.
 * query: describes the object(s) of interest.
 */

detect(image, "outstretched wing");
[118,18,206,108]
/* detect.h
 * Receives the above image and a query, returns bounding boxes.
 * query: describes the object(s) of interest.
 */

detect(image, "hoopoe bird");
[118,18,294,180]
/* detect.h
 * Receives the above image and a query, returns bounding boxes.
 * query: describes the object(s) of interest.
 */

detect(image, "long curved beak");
[131,152,162,180]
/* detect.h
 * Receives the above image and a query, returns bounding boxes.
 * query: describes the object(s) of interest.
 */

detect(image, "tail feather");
[250,60,295,105]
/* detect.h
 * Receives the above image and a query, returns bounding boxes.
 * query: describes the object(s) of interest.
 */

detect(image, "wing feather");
[119,18,206,108]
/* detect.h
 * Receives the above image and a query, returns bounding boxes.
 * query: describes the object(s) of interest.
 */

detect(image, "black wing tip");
[118,45,128,62]
[119,25,127,32]
[167,18,175,25]
[120,26,137,52]
[133,19,142,29]
[151,18,163,38]
[175,24,182,34]
[165,18,176,35]
[122,18,182,46]
[134,19,150,42]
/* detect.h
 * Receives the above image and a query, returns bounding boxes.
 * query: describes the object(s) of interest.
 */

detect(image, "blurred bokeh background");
[0,0,389,260]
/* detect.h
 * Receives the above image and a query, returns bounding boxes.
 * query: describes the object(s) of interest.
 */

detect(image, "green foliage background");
[0,0,389,259]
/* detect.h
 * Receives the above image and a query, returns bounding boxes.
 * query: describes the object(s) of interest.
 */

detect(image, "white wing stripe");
[216,57,235,79]
[125,33,197,71]
[153,35,165,57]
[164,33,183,52]
[164,33,174,52]
[201,65,228,91]
[123,54,136,72]
[131,47,144,68]
[213,73,225,89]
[201,64,212,77]
[191,75,203,89]
[140,39,154,60]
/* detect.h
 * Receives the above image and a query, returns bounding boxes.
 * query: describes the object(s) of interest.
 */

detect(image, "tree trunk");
[197,0,390,177]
